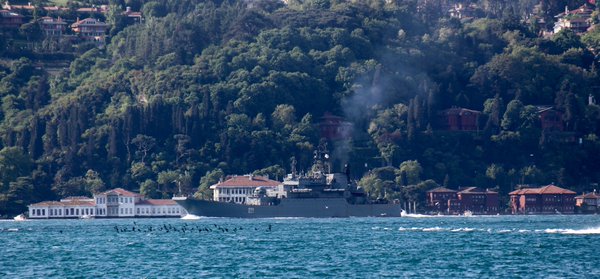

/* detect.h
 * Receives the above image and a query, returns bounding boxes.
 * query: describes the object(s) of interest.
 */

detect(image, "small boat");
[463,210,473,217]
[180,214,201,220]
[13,214,27,221]
[80,214,94,219]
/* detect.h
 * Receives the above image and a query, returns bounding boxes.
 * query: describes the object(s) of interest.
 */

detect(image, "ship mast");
[311,141,330,177]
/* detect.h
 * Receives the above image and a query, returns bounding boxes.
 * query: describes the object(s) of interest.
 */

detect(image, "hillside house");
[71,17,108,41]
[537,106,564,132]
[123,6,143,24]
[39,16,67,36]
[0,9,23,28]
[448,3,480,20]
[438,107,481,131]
[2,2,34,12]
[554,4,595,34]
[318,112,353,141]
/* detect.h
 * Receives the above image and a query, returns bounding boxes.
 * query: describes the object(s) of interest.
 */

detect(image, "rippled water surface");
[1,215,599,278]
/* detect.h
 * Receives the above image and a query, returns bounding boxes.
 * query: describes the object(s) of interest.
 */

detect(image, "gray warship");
[174,147,402,218]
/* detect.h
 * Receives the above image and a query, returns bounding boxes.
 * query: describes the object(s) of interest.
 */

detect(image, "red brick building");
[438,107,481,131]
[456,187,499,214]
[427,187,457,212]
[537,107,564,132]
[318,112,353,141]
[427,186,499,214]
[509,184,576,214]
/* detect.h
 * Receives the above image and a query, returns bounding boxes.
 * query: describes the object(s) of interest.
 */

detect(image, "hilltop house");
[210,175,280,204]
[437,107,481,131]
[318,112,353,141]
[448,3,480,20]
[509,184,576,214]
[39,16,67,36]
[554,4,595,34]
[71,17,108,41]
[1,1,34,12]
[28,188,185,218]
[123,6,143,24]
[537,106,564,132]
[0,9,23,28]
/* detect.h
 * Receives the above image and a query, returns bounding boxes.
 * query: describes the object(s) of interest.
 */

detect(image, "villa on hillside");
[0,9,23,28]
[437,107,481,131]
[71,17,108,41]
[318,112,353,141]
[554,4,596,34]
[448,3,480,20]
[28,188,186,219]
[537,106,564,132]
[39,16,67,36]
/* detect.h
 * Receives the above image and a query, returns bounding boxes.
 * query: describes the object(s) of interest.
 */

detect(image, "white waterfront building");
[210,175,280,204]
[29,196,96,219]
[28,188,186,219]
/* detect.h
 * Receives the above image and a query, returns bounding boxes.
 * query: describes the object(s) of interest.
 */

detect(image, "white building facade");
[28,188,186,219]
[211,175,280,204]
[29,197,96,219]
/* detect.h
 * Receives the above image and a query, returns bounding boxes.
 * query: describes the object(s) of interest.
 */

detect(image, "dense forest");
[1,0,600,216]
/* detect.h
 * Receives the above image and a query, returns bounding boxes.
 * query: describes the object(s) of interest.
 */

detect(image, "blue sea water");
[1,215,599,278]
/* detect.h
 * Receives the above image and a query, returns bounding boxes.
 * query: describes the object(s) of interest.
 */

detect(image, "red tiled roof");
[538,185,576,194]
[439,107,481,116]
[39,16,67,25]
[43,6,68,11]
[101,188,140,197]
[575,192,600,199]
[4,5,34,10]
[212,175,280,188]
[0,9,23,17]
[428,187,457,193]
[509,184,576,195]
[71,18,108,27]
[136,199,177,206]
[458,187,497,194]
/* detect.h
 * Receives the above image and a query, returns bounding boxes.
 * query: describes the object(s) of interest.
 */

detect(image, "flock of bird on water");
[113,222,273,234]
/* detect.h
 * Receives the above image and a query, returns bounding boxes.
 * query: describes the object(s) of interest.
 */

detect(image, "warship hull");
[174,197,402,218]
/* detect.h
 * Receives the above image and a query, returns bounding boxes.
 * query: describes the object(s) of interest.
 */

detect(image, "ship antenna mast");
[320,141,330,174]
